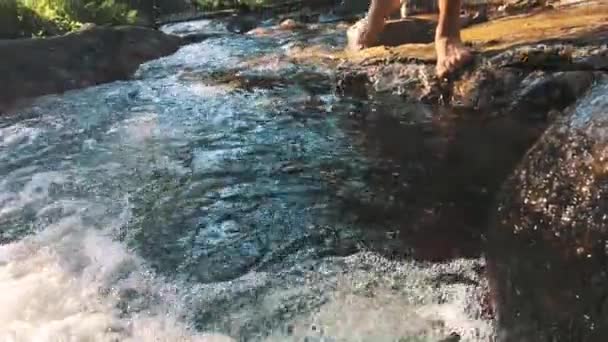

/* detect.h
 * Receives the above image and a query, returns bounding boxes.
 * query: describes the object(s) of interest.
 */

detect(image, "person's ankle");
[365,10,388,36]
[367,8,387,24]
[435,32,462,43]
[435,23,463,42]
[367,0,400,23]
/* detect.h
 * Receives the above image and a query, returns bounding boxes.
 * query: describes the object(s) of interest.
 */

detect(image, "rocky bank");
[0,25,182,113]
[327,3,608,341]
[335,4,607,110]
[1,2,608,340]
[155,8,608,340]
[488,77,608,342]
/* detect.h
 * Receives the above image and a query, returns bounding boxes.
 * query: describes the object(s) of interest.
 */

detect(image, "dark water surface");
[0,18,503,341]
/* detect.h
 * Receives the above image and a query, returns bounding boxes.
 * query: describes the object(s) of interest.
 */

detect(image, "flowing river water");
[0,19,496,341]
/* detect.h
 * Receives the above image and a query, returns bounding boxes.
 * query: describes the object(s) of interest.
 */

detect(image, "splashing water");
[0,216,236,341]
[0,18,495,341]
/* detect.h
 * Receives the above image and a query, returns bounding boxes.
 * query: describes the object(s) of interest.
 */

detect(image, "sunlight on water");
[0,18,500,342]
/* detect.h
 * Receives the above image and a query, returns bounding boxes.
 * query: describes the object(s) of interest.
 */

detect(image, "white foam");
[191,147,246,173]
[161,19,227,36]
[0,124,41,148]
[0,171,68,218]
[0,216,234,342]
[0,170,493,342]
[187,83,233,97]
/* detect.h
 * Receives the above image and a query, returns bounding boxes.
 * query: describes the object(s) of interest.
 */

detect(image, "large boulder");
[487,78,608,341]
[225,14,260,34]
[0,25,181,112]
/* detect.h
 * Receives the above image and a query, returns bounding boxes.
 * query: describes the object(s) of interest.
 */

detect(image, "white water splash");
[0,216,234,342]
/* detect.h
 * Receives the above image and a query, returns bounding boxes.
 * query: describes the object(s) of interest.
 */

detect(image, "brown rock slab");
[0,25,182,112]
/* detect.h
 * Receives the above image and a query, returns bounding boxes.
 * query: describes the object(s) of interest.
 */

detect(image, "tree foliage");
[19,0,138,26]
[0,0,279,38]
[0,0,141,38]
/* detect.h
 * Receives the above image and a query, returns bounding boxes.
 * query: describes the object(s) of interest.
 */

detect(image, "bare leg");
[355,0,401,48]
[435,0,473,78]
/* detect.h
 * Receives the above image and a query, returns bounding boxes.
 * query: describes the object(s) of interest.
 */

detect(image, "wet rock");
[509,70,597,115]
[225,14,259,34]
[181,32,227,45]
[451,67,597,114]
[450,67,525,109]
[335,69,371,98]
[337,62,441,102]
[438,332,461,342]
[487,79,608,342]
[246,27,273,37]
[337,43,607,113]
[0,25,181,112]
[335,1,608,111]
[279,18,303,31]
[498,0,543,15]
[460,10,488,29]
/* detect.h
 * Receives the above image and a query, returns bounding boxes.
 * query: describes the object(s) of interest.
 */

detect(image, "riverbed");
[0,18,494,341]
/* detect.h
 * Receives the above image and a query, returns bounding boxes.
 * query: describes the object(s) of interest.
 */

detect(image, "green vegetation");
[0,0,143,38]
[0,0,287,38]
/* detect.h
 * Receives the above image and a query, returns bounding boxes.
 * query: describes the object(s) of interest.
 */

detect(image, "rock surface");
[335,3,608,114]
[487,78,608,342]
[327,3,608,341]
[346,12,490,52]
[226,14,260,34]
[0,25,182,112]
[337,43,605,113]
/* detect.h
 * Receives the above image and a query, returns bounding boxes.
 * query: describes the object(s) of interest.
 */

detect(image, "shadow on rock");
[326,94,548,262]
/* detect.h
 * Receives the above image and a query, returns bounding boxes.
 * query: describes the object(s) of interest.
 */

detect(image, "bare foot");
[355,18,384,50]
[351,0,401,50]
[435,36,473,78]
